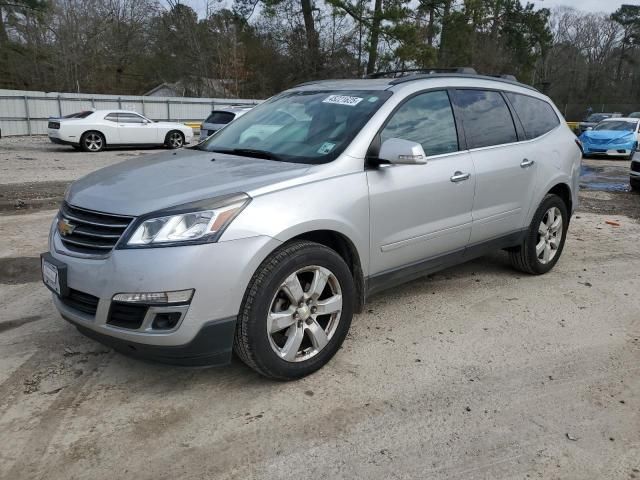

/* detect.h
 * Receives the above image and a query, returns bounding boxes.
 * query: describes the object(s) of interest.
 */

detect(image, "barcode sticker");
[322,95,363,106]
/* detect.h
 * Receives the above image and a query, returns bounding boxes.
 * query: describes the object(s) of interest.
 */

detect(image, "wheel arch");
[81,129,106,143]
[283,229,366,313]
[546,182,573,215]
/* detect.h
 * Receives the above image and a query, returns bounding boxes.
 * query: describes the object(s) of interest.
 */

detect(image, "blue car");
[579,118,639,159]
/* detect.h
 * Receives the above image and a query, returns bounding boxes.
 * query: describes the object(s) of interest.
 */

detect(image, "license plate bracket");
[40,253,68,297]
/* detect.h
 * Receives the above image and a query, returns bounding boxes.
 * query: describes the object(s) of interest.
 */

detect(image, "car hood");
[67,148,311,216]
[580,130,635,142]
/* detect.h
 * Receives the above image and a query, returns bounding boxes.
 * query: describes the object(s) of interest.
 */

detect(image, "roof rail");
[367,67,477,79]
[485,74,518,82]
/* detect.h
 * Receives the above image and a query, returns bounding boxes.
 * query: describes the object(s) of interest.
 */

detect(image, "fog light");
[152,312,182,330]
[112,289,194,304]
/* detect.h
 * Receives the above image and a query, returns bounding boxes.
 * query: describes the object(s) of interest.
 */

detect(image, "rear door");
[452,89,538,244]
[117,113,158,144]
[367,90,476,275]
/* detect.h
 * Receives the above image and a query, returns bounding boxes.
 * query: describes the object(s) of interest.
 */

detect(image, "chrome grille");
[57,203,133,255]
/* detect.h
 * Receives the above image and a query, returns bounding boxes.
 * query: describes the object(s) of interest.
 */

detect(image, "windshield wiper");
[209,148,282,161]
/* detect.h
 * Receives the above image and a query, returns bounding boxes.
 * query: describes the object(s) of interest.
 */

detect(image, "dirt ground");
[0,137,639,480]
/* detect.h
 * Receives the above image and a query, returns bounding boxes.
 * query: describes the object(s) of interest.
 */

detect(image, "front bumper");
[582,143,635,157]
[47,225,280,365]
[66,314,236,366]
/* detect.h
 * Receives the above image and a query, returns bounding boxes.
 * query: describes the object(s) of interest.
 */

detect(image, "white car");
[47,110,193,152]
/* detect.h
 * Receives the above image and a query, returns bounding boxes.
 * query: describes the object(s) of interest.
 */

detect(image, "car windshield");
[586,114,609,122]
[198,90,392,163]
[594,120,637,132]
[628,112,640,118]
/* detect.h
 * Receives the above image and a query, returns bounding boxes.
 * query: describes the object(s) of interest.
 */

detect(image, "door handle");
[520,158,535,168]
[450,171,471,182]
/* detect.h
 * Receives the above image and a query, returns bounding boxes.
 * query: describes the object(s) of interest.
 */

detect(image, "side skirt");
[365,229,526,297]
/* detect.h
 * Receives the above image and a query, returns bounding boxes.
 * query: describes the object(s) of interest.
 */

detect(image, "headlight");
[122,193,250,248]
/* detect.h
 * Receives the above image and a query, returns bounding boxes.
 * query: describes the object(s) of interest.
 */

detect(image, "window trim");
[450,87,523,150]
[367,88,464,163]
[117,112,148,124]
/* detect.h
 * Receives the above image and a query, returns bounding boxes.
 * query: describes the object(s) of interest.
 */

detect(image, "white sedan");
[47,110,193,152]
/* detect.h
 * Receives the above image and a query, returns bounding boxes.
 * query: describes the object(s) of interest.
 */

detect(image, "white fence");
[0,89,262,136]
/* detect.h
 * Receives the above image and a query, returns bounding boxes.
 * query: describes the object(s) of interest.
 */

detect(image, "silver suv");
[42,73,581,379]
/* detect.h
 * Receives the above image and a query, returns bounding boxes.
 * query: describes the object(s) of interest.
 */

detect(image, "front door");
[367,90,476,276]
[117,113,158,144]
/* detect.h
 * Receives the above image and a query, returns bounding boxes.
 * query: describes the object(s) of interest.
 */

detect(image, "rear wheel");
[631,177,640,191]
[234,241,354,380]
[509,194,569,275]
[165,130,184,149]
[80,131,105,152]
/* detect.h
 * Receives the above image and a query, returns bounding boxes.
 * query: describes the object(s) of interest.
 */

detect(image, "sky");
[178,0,640,17]
[525,0,640,13]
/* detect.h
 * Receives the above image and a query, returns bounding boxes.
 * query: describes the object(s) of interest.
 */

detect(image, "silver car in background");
[42,72,581,379]
[199,106,253,141]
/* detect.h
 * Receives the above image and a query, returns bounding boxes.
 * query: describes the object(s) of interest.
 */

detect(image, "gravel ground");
[0,137,639,480]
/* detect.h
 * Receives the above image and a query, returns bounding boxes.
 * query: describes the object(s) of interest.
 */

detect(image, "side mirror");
[586,126,593,131]
[378,138,427,165]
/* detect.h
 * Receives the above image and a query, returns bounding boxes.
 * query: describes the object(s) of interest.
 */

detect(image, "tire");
[234,240,355,380]
[631,177,640,191]
[509,194,569,275]
[80,131,105,152]
[165,130,184,149]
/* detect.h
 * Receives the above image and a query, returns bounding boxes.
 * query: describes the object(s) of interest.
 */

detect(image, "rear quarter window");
[205,111,235,124]
[505,92,560,139]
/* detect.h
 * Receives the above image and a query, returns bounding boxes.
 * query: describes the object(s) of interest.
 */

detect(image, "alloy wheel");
[169,132,183,148]
[267,265,342,362]
[536,206,563,264]
[85,133,102,152]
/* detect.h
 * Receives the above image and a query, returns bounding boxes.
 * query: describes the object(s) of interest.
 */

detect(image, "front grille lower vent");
[107,302,148,330]
[57,203,133,256]
[59,288,99,316]
[631,162,640,173]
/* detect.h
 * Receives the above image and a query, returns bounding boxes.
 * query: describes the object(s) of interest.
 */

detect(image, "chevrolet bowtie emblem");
[57,218,76,236]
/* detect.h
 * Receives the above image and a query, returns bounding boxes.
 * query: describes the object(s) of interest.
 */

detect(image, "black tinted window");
[206,111,235,124]
[64,111,92,119]
[506,92,559,139]
[381,90,458,156]
[118,113,145,123]
[454,90,517,148]
[104,113,118,122]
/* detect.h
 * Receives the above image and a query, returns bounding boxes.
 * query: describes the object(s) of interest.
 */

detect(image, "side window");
[380,90,458,156]
[118,113,145,124]
[454,90,518,149]
[505,92,560,139]
[104,113,119,122]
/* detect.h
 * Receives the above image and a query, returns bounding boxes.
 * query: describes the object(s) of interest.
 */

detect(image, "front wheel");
[234,241,355,380]
[165,130,184,149]
[509,194,569,274]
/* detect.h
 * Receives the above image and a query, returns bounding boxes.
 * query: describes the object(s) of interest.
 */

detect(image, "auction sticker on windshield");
[322,95,363,106]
